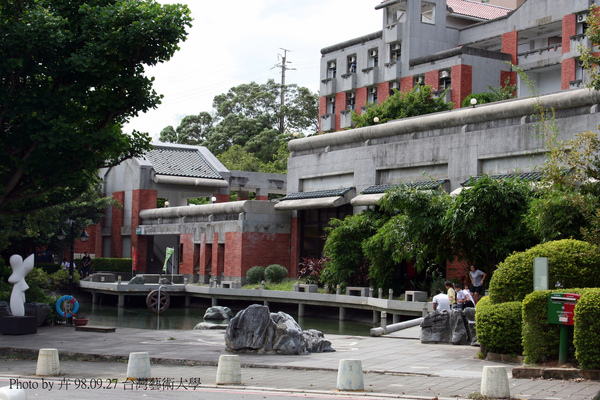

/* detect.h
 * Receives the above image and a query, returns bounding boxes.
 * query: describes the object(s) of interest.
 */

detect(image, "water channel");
[76,303,374,336]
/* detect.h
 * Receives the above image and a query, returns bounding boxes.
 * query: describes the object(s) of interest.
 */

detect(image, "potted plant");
[73,313,89,327]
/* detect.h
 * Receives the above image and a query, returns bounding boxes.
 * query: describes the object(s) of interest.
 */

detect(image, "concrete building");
[319,0,594,132]
[77,143,289,283]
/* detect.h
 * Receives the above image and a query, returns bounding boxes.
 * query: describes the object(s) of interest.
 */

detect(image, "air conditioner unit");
[369,87,377,94]
[328,62,336,69]
[391,43,401,51]
[577,14,587,23]
[370,50,378,57]
[390,82,400,90]
[349,56,356,63]
[329,97,336,103]
[348,92,355,99]
[440,70,450,78]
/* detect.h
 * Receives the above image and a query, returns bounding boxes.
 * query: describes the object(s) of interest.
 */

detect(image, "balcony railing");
[340,110,354,129]
[320,78,336,97]
[321,114,335,132]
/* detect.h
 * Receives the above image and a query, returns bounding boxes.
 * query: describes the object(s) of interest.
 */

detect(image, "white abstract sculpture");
[8,254,34,317]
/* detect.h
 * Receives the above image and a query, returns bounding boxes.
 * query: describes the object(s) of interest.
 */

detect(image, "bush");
[265,264,288,283]
[88,258,132,272]
[246,266,265,284]
[298,258,327,285]
[574,288,600,369]
[35,263,62,274]
[522,290,562,363]
[489,239,600,303]
[476,297,523,356]
[49,269,80,291]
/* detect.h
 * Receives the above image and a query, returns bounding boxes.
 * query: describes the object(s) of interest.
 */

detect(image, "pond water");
[76,304,374,336]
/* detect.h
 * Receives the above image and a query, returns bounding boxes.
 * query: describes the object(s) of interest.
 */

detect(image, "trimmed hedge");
[88,258,132,272]
[475,296,523,356]
[522,290,563,363]
[574,288,600,369]
[489,239,600,303]
[246,266,265,284]
[265,264,288,283]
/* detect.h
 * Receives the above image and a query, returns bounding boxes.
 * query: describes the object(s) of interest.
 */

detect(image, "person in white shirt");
[454,283,475,309]
[432,289,451,311]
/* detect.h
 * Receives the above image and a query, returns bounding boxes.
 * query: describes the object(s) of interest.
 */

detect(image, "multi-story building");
[319,0,594,132]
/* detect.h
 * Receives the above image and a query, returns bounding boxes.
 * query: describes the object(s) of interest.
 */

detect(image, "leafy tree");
[352,85,453,128]
[0,0,191,215]
[363,187,453,290]
[461,77,517,108]
[217,145,262,172]
[159,112,213,145]
[580,4,600,90]
[444,176,535,274]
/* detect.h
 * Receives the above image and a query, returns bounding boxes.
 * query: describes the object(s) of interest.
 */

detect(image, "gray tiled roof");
[461,171,544,187]
[362,180,448,194]
[145,148,222,179]
[279,188,353,201]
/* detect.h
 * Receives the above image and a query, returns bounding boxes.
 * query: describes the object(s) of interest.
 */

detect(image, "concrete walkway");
[1,325,599,399]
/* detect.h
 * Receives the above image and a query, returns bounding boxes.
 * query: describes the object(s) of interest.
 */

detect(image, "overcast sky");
[124,0,383,140]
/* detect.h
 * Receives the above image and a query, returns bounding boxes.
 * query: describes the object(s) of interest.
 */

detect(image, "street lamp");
[57,221,89,296]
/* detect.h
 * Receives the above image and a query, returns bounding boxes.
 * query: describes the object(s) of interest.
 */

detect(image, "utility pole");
[274,48,295,134]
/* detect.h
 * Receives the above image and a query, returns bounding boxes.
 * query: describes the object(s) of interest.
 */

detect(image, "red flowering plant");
[297,257,329,286]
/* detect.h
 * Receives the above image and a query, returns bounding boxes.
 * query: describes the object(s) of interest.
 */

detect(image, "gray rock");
[25,302,52,327]
[450,309,470,345]
[0,301,11,317]
[194,322,229,330]
[128,276,145,285]
[204,306,234,320]
[159,278,172,285]
[224,304,335,355]
[420,310,452,343]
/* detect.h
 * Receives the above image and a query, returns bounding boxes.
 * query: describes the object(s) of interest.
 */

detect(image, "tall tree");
[159,112,213,145]
[0,0,192,215]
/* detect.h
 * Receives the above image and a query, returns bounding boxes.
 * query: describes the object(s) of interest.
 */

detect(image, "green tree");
[444,176,535,273]
[159,112,213,145]
[0,0,191,215]
[217,145,262,172]
[580,4,600,90]
[352,85,453,128]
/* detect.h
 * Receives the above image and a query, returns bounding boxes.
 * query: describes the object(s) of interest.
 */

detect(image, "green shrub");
[49,269,80,291]
[89,258,132,272]
[574,288,600,369]
[36,263,61,274]
[246,266,265,284]
[476,298,523,356]
[489,239,600,303]
[265,264,288,283]
[522,290,561,363]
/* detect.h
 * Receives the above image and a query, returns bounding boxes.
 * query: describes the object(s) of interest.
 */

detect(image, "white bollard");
[480,366,510,398]
[36,348,60,376]
[0,387,28,400]
[127,352,151,380]
[337,359,364,391]
[216,355,242,385]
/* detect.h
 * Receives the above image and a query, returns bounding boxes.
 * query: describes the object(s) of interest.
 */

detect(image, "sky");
[124,0,384,140]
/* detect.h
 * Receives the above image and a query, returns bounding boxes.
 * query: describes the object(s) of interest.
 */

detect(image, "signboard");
[533,257,548,291]
[548,292,581,326]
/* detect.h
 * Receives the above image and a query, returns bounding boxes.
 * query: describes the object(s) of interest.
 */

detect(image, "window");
[414,75,425,88]
[439,70,451,90]
[386,1,407,25]
[346,92,356,111]
[421,1,435,25]
[299,205,353,260]
[390,81,400,92]
[577,14,588,35]
[327,61,337,79]
[368,49,379,68]
[368,87,378,104]
[347,55,357,73]
[390,43,401,63]
[327,97,336,114]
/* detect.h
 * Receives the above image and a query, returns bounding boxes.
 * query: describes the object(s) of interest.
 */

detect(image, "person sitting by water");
[454,283,475,309]
[432,289,450,311]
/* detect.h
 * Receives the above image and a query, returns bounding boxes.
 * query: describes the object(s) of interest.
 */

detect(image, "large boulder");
[25,302,52,327]
[225,304,334,355]
[421,308,477,345]
[204,306,234,320]
[128,275,145,285]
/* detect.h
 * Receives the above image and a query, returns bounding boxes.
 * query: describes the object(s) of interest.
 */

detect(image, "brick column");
[179,233,194,275]
[131,189,157,273]
[562,14,576,54]
[224,232,243,279]
[335,92,346,132]
[451,64,473,109]
[355,87,368,114]
[400,76,413,93]
[213,194,230,203]
[111,191,124,258]
[562,58,577,90]
[377,82,390,104]
[502,30,518,65]
[425,70,439,90]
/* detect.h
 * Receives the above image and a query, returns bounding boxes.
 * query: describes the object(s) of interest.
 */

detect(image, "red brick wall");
[562,14,576,54]
[500,70,516,92]
[400,76,413,93]
[73,222,99,254]
[446,258,470,286]
[224,232,292,279]
[318,96,327,132]
[502,30,518,65]
[131,189,157,273]
[179,233,194,275]
[355,87,368,115]
[213,194,230,203]
[377,81,390,105]
[211,233,224,277]
[335,91,346,131]
[425,70,439,90]
[290,216,300,275]
[451,64,473,109]
[562,58,577,90]
[255,195,269,201]
[110,191,124,258]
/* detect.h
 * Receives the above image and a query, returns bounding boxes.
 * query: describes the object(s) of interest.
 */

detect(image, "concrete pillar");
[339,307,346,321]
[380,311,387,329]
[372,310,380,325]
[369,287,374,297]
[389,289,393,300]
[216,355,242,385]
[127,352,151,380]
[185,296,190,307]
[480,366,510,398]
[92,292,98,304]
[393,313,400,324]
[264,301,269,308]
[337,359,364,391]
[378,288,383,299]
[422,303,428,317]
[118,294,124,308]
[211,297,217,307]
[298,303,305,317]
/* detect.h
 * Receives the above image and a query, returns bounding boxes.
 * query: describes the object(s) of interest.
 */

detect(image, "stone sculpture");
[225,304,335,355]
[8,254,34,317]
[420,308,477,345]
